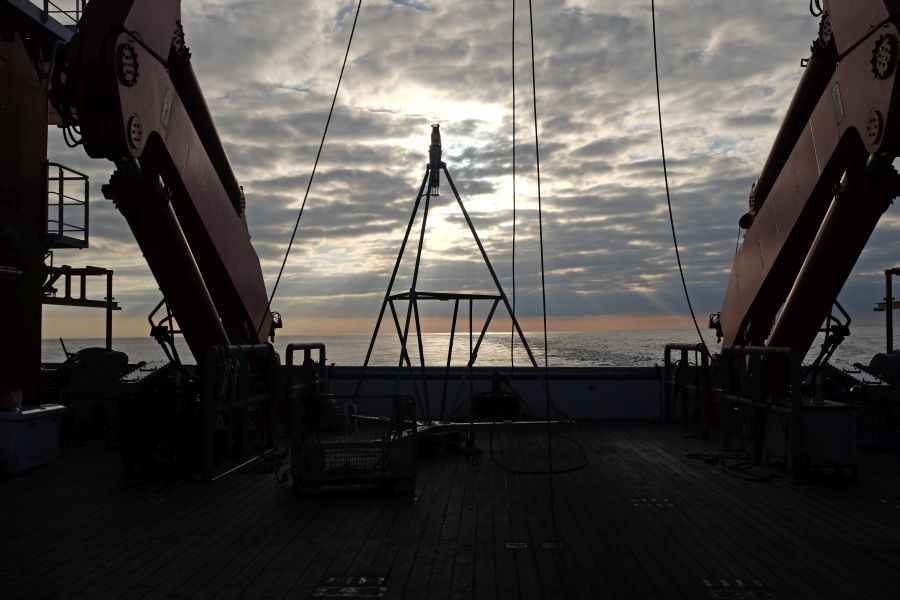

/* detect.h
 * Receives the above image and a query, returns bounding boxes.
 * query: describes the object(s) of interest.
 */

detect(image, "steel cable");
[510,0,518,372]
[256,0,363,338]
[525,0,561,535]
[651,0,708,351]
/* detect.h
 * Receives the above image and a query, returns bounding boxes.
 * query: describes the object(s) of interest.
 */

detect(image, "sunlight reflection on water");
[42,327,892,371]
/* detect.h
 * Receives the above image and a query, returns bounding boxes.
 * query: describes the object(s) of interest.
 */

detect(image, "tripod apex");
[429,124,442,195]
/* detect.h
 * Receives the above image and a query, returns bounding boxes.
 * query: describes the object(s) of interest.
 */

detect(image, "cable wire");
[510,0,517,372]
[256,0,363,338]
[650,0,708,350]
[489,429,588,475]
[526,0,558,533]
[809,0,824,17]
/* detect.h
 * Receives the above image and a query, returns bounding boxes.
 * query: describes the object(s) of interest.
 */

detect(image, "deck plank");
[3,422,900,600]
[648,426,899,599]
[160,489,324,599]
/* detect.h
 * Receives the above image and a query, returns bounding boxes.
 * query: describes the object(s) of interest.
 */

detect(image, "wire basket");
[292,394,417,487]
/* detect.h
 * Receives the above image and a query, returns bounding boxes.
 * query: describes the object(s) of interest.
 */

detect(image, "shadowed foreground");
[2,422,900,599]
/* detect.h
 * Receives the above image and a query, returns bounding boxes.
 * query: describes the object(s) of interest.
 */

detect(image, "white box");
[764,400,857,470]
[0,404,64,474]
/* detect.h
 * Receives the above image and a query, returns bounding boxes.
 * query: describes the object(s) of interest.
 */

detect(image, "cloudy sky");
[43,0,899,342]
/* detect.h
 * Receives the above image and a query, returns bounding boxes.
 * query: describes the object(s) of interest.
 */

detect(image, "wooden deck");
[2,421,900,599]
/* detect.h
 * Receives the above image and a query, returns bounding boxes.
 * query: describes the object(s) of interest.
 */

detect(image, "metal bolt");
[866,109,884,144]
[819,13,833,45]
[127,114,143,149]
[872,34,898,80]
[116,43,139,87]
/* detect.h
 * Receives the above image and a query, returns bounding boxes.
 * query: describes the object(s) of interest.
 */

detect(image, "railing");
[202,344,278,480]
[721,346,802,474]
[37,0,87,25]
[42,265,120,349]
[662,343,710,436]
[46,161,89,249]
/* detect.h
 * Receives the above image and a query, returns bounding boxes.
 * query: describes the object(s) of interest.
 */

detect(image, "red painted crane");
[718,0,899,358]
[58,0,275,362]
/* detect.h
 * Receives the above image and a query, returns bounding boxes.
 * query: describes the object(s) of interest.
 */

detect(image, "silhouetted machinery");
[686,0,900,475]
[62,0,285,477]
[1,0,420,484]
[285,344,417,492]
[0,0,284,478]
[4,0,899,483]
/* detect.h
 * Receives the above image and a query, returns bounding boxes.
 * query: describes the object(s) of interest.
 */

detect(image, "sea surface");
[41,327,893,371]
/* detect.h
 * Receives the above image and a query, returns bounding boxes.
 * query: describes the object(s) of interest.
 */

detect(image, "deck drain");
[631,497,674,508]
[877,498,900,509]
[313,576,387,598]
[702,579,775,599]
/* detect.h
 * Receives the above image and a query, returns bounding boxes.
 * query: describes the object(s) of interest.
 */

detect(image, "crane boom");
[58,0,274,361]
[719,0,899,356]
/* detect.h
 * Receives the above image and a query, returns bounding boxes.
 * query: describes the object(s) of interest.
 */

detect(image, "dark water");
[41,327,892,371]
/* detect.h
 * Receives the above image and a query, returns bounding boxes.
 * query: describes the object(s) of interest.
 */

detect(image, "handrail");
[720,345,803,474]
[46,161,89,247]
[40,0,86,25]
[201,344,278,479]
[662,343,710,436]
[285,342,328,393]
[286,342,326,368]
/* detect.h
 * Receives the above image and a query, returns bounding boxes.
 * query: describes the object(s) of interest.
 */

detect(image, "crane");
[46,0,282,476]
[716,0,898,358]
[687,0,900,475]
[57,0,276,362]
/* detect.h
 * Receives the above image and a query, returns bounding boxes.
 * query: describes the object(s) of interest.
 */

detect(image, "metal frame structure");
[42,265,119,349]
[357,125,550,423]
[147,298,185,368]
[1,0,73,405]
[287,343,417,492]
[201,344,278,480]
[720,346,803,474]
[45,161,89,249]
[662,343,710,438]
[804,300,851,381]
[40,0,88,25]
[875,267,900,353]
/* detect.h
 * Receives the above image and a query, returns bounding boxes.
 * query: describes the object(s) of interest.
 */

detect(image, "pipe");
[768,156,896,356]
[106,160,228,361]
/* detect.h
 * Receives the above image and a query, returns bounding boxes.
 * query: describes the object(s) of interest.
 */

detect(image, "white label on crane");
[161,87,173,129]
[831,82,845,124]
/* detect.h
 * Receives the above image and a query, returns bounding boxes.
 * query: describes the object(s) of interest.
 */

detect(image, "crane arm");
[719,0,899,356]
[59,0,274,361]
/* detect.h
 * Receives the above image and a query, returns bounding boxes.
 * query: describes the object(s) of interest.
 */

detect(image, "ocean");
[41,327,893,371]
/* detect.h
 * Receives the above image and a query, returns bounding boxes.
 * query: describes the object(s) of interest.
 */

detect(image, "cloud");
[42,0,896,342]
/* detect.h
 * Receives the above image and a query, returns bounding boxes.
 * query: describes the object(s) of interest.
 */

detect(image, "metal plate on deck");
[313,576,388,598]
[702,579,775,599]
[630,497,675,508]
